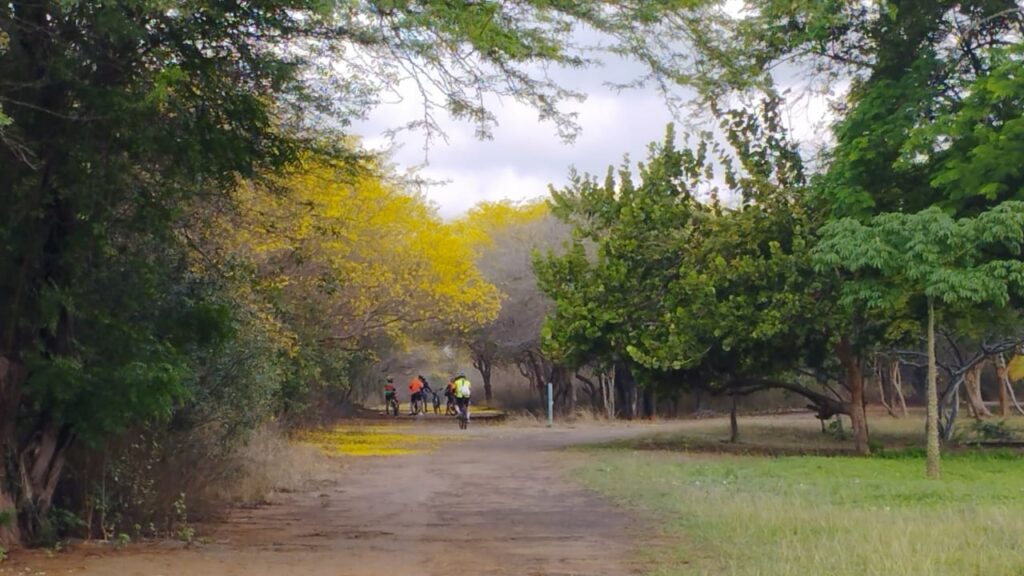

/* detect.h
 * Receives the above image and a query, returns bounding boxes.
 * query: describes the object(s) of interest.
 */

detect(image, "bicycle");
[385,395,399,417]
[410,394,426,416]
[455,399,470,430]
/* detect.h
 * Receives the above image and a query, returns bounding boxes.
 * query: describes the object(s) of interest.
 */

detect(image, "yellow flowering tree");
[234,158,501,349]
[460,199,550,250]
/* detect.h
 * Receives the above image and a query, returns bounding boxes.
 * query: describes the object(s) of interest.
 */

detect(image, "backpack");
[456,378,471,398]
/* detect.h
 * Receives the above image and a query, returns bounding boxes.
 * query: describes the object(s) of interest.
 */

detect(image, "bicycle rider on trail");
[408,375,425,415]
[417,374,435,397]
[417,374,436,407]
[452,371,472,421]
[383,377,397,412]
[444,378,457,411]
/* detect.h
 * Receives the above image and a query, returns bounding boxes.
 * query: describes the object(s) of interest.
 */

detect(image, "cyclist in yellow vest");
[452,371,472,420]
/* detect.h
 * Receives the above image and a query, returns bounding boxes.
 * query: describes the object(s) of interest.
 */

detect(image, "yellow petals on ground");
[298,425,459,457]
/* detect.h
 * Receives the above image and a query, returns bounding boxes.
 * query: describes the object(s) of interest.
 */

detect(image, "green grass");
[577,449,1024,575]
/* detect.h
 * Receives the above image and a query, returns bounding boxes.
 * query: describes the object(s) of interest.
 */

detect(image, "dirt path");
[6,423,675,576]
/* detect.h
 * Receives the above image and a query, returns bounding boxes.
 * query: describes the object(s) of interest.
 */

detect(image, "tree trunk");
[998,354,1024,415]
[729,396,739,443]
[964,380,978,419]
[641,385,656,419]
[482,360,493,404]
[614,362,637,420]
[602,372,615,419]
[836,336,870,455]
[963,363,990,418]
[570,378,577,414]
[876,358,896,417]
[471,348,495,405]
[996,355,1011,417]
[574,372,600,413]
[1007,379,1024,415]
[521,350,550,400]
[550,365,574,415]
[0,356,24,548]
[17,420,73,543]
[891,360,908,417]
[998,363,1009,417]
[926,299,941,479]
[579,371,615,418]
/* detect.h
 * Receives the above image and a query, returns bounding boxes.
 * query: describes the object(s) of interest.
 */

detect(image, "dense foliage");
[535,0,1024,471]
[0,0,721,547]
[2,0,1023,548]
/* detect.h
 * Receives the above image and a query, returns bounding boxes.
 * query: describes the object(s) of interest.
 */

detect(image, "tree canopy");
[0,0,726,546]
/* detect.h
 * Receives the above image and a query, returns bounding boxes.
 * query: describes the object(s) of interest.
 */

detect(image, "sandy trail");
[5,422,674,576]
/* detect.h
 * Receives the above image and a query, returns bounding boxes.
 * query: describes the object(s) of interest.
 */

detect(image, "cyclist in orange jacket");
[408,376,425,415]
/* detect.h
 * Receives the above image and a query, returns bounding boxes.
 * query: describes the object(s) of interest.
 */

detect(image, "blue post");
[547,381,554,427]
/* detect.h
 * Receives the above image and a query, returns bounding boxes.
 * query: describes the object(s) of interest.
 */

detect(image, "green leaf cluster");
[536,106,834,390]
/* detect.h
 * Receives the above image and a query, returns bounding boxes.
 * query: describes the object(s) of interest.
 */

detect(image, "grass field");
[577,414,1024,576]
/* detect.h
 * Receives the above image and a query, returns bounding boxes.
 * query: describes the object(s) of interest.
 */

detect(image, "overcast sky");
[353,51,836,219]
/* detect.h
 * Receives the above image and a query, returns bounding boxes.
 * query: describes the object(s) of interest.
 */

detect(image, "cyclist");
[408,375,425,415]
[452,371,472,421]
[418,375,438,411]
[444,378,457,414]
[383,377,398,414]
[418,374,435,397]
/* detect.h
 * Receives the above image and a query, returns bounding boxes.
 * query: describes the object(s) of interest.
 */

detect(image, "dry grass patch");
[216,425,337,503]
[613,411,1024,455]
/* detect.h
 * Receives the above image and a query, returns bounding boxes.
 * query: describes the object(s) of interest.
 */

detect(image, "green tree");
[815,204,1024,478]
[537,110,864,431]
[814,45,1024,478]
[673,0,1024,454]
[535,125,714,416]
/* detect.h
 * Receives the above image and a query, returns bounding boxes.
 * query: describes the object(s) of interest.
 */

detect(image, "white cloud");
[419,166,553,218]
[353,49,835,218]
[354,76,679,218]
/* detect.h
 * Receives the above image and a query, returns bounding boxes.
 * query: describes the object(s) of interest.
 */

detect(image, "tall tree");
[814,45,1024,478]
[815,204,1024,478]
[671,0,1024,453]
